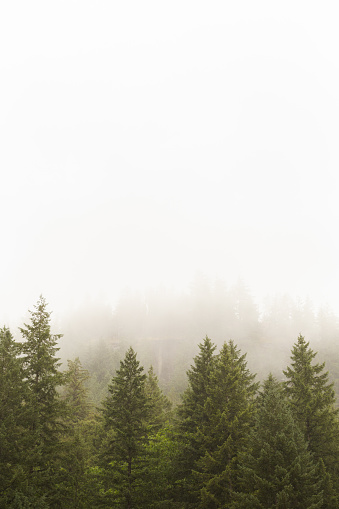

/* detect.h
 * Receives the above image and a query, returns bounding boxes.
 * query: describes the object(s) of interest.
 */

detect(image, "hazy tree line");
[59,277,339,405]
[1,296,339,507]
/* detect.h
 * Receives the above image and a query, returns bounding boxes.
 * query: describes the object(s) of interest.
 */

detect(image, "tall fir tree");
[0,327,29,505]
[235,374,323,508]
[101,347,149,508]
[19,296,66,503]
[283,334,339,499]
[175,336,217,507]
[195,340,258,508]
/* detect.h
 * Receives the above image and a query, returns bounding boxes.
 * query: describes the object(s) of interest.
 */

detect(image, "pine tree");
[131,366,175,508]
[64,357,91,423]
[0,327,29,505]
[175,336,217,507]
[57,357,99,508]
[19,296,66,502]
[144,365,172,432]
[283,334,339,494]
[236,374,323,508]
[101,347,149,508]
[178,336,217,428]
[195,340,258,508]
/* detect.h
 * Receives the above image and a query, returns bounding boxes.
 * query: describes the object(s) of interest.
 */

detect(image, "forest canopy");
[1,296,339,507]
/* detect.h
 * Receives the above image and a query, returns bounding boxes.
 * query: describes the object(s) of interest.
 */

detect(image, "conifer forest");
[2,295,339,508]
[3,1,339,507]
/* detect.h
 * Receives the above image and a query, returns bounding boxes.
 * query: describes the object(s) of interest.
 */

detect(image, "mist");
[1,2,339,398]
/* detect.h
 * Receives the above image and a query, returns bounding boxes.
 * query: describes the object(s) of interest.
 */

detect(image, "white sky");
[1,1,339,322]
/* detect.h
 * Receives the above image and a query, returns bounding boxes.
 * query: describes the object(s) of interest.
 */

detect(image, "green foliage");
[283,334,339,494]
[144,365,172,432]
[0,327,29,505]
[195,340,258,508]
[101,347,149,508]
[142,426,183,508]
[4,298,339,508]
[64,357,91,423]
[175,338,258,508]
[57,357,99,508]
[179,336,217,427]
[19,296,66,503]
[236,374,323,508]
[175,336,217,506]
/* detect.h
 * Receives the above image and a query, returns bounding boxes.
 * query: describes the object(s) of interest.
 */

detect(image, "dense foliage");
[1,297,339,507]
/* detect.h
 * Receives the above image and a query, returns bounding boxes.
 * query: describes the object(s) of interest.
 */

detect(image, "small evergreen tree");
[64,357,91,423]
[236,374,323,508]
[144,365,172,432]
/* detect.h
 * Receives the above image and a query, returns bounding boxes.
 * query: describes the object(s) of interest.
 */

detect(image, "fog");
[1,2,339,380]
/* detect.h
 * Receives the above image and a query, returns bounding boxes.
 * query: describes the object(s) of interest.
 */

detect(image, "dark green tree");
[195,340,258,508]
[0,327,30,505]
[283,334,339,498]
[101,347,149,508]
[175,336,217,506]
[19,296,66,503]
[236,374,323,508]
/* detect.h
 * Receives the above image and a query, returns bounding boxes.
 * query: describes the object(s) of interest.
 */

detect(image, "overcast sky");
[1,1,339,323]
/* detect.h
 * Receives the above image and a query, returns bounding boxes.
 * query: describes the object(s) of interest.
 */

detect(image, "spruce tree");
[58,358,98,508]
[0,327,29,505]
[64,357,91,423]
[101,347,149,508]
[283,334,339,494]
[135,366,175,507]
[144,365,172,432]
[175,336,217,507]
[19,296,66,502]
[236,374,323,508]
[195,340,258,508]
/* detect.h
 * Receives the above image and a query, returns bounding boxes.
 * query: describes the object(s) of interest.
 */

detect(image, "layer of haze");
[1,1,339,326]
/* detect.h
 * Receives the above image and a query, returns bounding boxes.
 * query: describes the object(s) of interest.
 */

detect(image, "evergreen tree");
[195,340,258,508]
[58,358,98,508]
[0,327,29,505]
[142,426,182,509]
[101,347,149,508]
[236,374,323,508]
[19,296,66,503]
[283,334,339,495]
[64,357,91,423]
[175,336,217,507]
[144,365,172,432]
[131,366,175,508]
